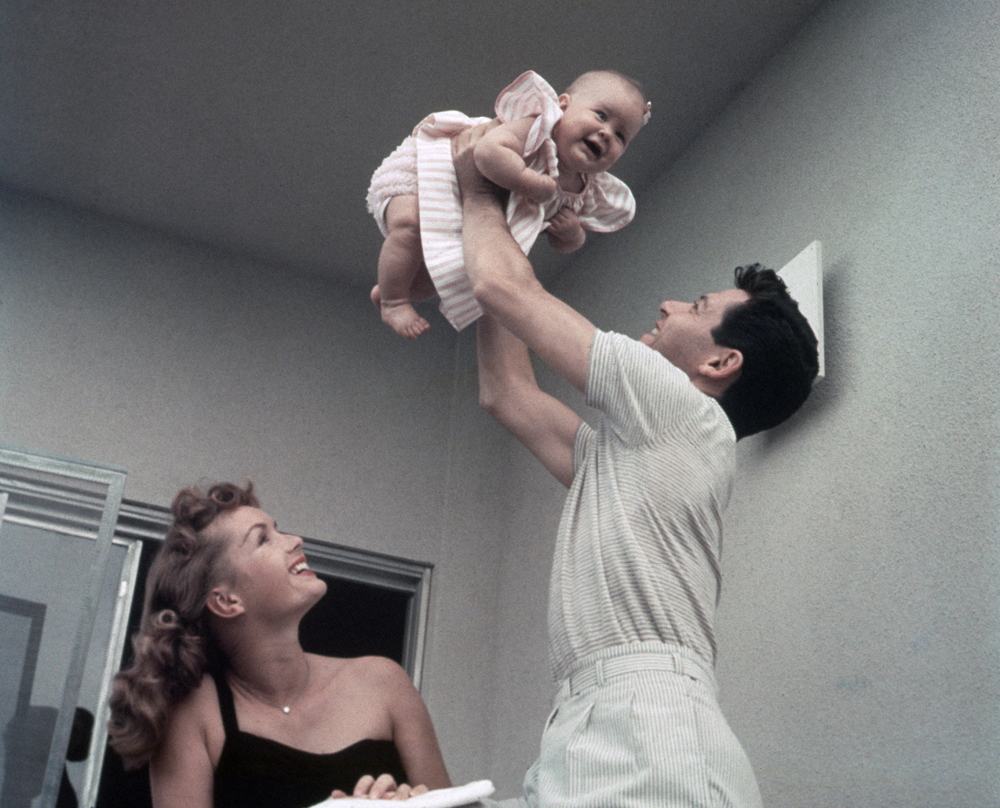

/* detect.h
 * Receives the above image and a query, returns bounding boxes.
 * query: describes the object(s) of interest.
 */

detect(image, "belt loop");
[595,658,606,687]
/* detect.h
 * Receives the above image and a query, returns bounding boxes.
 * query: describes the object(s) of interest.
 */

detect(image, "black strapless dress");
[212,672,407,808]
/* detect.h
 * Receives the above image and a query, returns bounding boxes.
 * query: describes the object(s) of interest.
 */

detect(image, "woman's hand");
[331,773,430,800]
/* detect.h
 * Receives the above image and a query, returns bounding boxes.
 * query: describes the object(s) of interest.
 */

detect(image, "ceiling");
[0,1,826,288]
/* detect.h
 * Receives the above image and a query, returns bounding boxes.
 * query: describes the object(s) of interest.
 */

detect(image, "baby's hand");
[515,169,559,204]
[545,206,586,253]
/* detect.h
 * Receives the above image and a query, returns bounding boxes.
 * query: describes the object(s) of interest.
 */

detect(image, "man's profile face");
[638,288,750,377]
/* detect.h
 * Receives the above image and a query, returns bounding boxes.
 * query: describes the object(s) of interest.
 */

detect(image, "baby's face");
[553,75,647,176]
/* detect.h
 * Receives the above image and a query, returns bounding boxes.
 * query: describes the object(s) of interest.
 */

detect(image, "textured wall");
[0,190,506,784]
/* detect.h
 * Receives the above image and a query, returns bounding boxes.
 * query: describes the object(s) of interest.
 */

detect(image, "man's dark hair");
[712,264,819,439]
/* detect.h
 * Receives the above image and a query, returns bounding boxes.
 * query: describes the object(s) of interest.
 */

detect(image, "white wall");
[0,189,507,784]
[487,0,999,804]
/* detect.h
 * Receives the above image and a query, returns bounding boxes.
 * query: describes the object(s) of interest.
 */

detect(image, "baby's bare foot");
[380,298,430,339]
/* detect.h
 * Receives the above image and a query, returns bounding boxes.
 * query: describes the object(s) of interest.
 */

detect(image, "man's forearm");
[460,187,543,319]
[476,311,536,416]
[476,313,580,487]
[453,124,595,392]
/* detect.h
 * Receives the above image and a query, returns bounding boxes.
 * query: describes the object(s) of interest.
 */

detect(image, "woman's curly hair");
[107,481,258,770]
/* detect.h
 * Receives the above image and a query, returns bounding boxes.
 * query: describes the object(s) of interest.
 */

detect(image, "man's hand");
[451,121,505,204]
[331,773,430,801]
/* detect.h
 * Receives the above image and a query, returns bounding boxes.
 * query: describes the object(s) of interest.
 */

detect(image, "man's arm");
[453,125,596,394]
[477,313,581,487]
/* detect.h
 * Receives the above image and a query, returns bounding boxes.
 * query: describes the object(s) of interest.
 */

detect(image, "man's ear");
[557,93,571,111]
[205,585,245,619]
[702,348,743,383]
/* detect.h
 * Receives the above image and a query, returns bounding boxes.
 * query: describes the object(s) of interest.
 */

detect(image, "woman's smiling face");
[205,506,326,617]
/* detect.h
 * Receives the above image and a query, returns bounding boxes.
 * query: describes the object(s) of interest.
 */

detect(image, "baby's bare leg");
[375,195,430,339]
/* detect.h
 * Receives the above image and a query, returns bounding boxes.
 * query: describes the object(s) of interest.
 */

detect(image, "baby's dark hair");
[107,481,258,769]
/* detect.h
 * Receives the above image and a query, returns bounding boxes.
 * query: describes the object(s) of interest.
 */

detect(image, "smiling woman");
[106,482,450,808]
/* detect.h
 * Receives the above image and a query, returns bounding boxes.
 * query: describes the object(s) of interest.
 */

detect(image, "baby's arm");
[545,206,586,253]
[474,117,558,204]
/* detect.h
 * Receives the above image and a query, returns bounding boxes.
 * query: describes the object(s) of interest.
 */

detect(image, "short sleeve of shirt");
[573,419,595,475]
[583,330,732,449]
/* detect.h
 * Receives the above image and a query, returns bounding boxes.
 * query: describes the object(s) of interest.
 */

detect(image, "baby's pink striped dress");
[366,71,636,331]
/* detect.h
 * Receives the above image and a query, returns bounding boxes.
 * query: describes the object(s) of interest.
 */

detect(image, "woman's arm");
[149,680,221,808]
[356,657,451,791]
[386,662,451,789]
[473,116,557,203]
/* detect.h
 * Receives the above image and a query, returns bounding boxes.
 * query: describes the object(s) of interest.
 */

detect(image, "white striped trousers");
[487,642,763,808]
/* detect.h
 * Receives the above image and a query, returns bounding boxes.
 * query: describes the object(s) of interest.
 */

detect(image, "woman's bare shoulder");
[315,654,409,689]
[347,654,407,676]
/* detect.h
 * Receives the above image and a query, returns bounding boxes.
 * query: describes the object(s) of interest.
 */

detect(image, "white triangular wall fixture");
[778,241,825,381]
